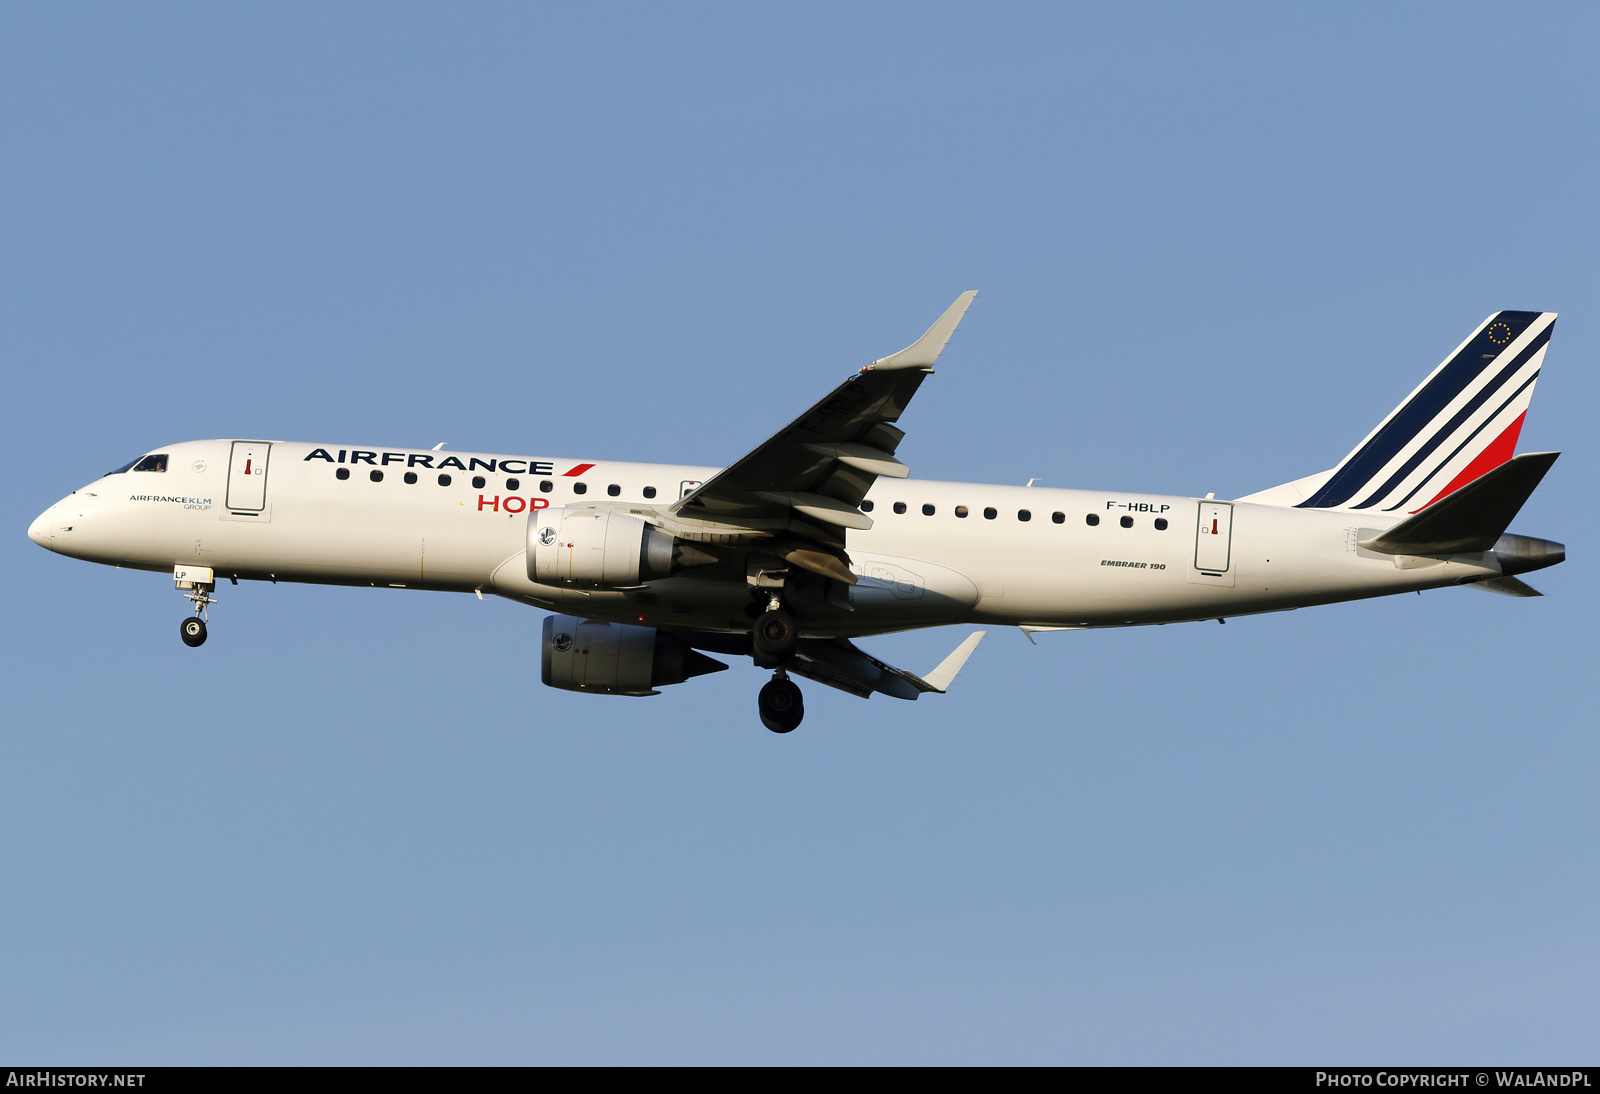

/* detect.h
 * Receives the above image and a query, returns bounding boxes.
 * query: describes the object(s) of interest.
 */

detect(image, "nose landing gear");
[175,566,216,648]
[758,671,804,733]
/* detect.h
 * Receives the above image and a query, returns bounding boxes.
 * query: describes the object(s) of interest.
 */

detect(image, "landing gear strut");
[759,671,804,733]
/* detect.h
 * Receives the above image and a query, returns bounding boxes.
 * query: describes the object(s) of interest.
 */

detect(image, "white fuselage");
[29,439,1506,638]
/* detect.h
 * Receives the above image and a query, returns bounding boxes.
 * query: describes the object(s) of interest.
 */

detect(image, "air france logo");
[553,632,574,653]
[539,526,558,546]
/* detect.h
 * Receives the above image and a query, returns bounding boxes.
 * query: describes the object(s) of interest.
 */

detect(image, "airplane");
[27,294,1565,732]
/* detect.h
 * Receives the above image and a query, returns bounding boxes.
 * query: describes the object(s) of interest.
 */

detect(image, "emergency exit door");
[1194,501,1233,573]
[226,441,271,512]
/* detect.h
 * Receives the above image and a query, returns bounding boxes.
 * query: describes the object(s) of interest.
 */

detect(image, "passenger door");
[226,441,271,514]
[1194,500,1233,574]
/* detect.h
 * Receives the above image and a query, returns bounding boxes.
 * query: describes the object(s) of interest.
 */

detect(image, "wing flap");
[802,442,910,478]
[754,490,875,530]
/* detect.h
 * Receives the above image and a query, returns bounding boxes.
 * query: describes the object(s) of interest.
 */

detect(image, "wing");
[667,292,977,583]
[788,630,987,700]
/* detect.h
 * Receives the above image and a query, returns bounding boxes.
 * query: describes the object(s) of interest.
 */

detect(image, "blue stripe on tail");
[1345,325,1550,509]
[1297,310,1543,509]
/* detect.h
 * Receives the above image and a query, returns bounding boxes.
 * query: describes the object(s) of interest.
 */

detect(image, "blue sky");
[2,2,1596,1064]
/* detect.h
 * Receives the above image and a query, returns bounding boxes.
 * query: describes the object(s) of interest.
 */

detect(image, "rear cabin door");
[226,441,271,513]
[1194,500,1233,574]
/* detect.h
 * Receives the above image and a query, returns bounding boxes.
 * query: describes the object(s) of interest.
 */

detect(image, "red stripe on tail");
[1412,412,1526,513]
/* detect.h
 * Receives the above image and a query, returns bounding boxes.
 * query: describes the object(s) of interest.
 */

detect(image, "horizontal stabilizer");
[1360,452,1558,555]
[1468,576,1543,597]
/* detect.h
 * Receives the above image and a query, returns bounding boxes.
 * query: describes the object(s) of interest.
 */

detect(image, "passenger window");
[893,502,907,514]
[404,471,418,485]
[1085,513,1099,526]
[643,486,657,499]
[573,482,587,495]
[922,504,935,516]
[1120,515,1133,528]
[132,454,168,472]
[437,474,452,486]
[955,505,969,518]
[370,470,384,483]
[1018,509,1032,522]
[1052,511,1065,524]
[472,475,486,489]
[1155,517,1168,531]
[608,484,621,497]
[336,467,350,481]
[861,500,875,512]
[983,507,997,520]
[506,478,520,491]
[540,480,553,492]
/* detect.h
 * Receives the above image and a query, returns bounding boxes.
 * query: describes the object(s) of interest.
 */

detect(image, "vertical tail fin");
[1292,311,1556,512]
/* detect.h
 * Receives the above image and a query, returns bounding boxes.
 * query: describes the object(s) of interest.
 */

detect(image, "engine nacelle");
[528,507,714,588]
[541,615,727,696]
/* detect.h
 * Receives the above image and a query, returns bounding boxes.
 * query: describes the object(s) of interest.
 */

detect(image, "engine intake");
[528,507,715,588]
[541,615,727,695]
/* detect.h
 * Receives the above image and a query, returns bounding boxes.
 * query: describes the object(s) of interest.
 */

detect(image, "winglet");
[868,291,978,371]
[920,630,986,692]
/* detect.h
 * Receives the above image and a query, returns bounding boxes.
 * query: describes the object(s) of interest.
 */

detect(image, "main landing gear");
[752,603,799,667]
[759,671,804,734]
[750,591,804,732]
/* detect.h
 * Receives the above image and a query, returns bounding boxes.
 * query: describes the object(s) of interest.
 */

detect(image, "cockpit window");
[132,454,168,472]
[106,458,140,475]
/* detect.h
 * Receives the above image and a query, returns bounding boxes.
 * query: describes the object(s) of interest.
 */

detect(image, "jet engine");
[528,507,715,588]
[541,614,727,695]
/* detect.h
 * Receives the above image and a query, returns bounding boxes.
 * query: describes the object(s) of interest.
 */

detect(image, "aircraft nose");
[28,507,54,551]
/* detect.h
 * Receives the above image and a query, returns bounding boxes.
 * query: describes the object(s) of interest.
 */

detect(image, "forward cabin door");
[226,441,271,513]
[1194,500,1233,574]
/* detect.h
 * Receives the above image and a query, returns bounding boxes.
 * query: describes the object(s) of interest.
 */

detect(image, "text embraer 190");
[28,294,1565,732]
